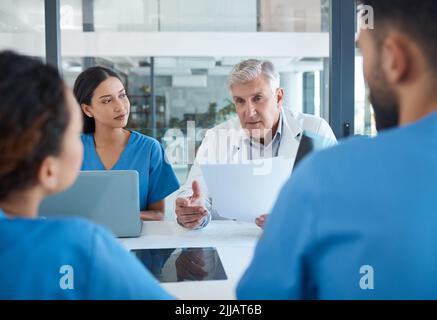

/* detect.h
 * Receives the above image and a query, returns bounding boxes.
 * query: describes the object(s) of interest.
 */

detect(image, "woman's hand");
[142,200,165,221]
[140,210,164,221]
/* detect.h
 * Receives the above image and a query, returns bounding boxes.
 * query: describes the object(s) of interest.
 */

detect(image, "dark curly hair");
[73,66,123,134]
[0,51,69,201]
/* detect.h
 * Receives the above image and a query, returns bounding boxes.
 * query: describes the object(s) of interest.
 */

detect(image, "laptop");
[39,170,142,238]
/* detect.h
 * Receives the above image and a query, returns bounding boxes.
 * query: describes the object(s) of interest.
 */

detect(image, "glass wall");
[60,0,329,32]
[260,0,329,32]
[355,54,376,136]
[0,0,333,218]
[354,1,377,137]
[61,0,331,176]
[121,57,327,134]
[0,0,45,59]
[59,0,331,217]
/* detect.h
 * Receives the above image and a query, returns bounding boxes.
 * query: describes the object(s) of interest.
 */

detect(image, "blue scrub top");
[237,112,437,299]
[81,131,180,210]
[0,208,173,299]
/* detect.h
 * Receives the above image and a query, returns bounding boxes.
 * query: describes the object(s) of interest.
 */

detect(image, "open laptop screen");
[39,170,141,238]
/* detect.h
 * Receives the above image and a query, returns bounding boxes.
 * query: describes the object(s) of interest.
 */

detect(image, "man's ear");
[37,156,60,194]
[382,33,411,85]
[81,104,93,118]
[276,87,285,109]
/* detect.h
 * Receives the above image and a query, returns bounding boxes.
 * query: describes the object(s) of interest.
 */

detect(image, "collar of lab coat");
[230,108,303,161]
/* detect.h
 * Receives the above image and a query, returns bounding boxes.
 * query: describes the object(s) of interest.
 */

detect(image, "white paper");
[200,157,294,222]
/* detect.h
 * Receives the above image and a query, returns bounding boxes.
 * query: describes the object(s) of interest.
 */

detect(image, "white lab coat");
[178,107,337,221]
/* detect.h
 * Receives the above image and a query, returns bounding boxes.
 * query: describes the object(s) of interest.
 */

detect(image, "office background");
[0,0,373,218]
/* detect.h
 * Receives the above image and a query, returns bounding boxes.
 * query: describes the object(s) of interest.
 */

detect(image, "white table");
[119,220,262,300]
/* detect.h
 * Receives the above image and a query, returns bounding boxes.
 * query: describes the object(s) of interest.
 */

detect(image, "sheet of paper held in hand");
[200,157,293,223]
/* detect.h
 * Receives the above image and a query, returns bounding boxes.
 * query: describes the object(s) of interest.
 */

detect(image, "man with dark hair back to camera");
[238,0,437,299]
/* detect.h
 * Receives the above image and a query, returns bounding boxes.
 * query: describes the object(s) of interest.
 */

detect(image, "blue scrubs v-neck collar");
[90,130,135,170]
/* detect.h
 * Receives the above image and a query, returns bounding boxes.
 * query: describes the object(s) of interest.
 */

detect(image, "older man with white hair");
[175,59,337,229]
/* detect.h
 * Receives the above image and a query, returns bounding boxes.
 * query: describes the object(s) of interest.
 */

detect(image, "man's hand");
[175,180,208,229]
[255,214,268,229]
[175,249,208,281]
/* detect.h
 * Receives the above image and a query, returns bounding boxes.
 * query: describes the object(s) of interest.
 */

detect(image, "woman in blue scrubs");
[73,67,179,221]
[0,51,172,299]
